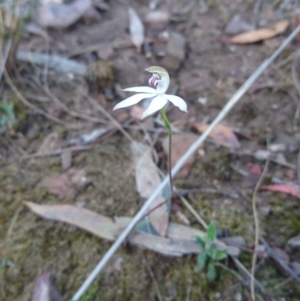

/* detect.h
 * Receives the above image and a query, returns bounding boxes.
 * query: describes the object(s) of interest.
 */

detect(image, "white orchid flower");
[113,66,187,119]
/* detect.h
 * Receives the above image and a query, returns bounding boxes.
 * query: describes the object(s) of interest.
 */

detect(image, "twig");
[0,39,12,82]
[42,82,107,124]
[292,49,300,127]
[4,69,66,125]
[183,193,208,229]
[178,188,239,199]
[72,25,300,301]
[260,237,300,285]
[185,278,192,301]
[1,207,22,298]
[142,254,164,301]
[250,151,270,301]
[233,258,264,293]
[20,145,94,160]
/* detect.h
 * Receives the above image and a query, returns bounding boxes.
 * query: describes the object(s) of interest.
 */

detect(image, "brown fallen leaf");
[162,134,198,178]
[193,123,240,149]
[128,7,144,51]
[228,20,289,44]
[261,184,300,199]
[37,132,60,154]
[131,142,168,237]
[25,202,240,257]
[41,174,75,198]
[241,163,262,188]
[25,202,118,240]
[31,272,63,301]
[35,0,93,28]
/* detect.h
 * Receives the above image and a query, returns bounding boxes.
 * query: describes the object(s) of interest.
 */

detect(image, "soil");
[1,0,300,300]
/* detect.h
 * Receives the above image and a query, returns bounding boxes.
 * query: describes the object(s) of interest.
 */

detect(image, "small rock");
[61,150,72,171]
[291,261,300,275]
[259,205,271,216]
[144,10,170,30]
[221,236,245,248]
[288,235,300,247]
[273,247,290,264]
[234,292,242,301]
[96,42,114,60]
[225,14,255,35]
[160,31,185,71]
[254,149,271,160]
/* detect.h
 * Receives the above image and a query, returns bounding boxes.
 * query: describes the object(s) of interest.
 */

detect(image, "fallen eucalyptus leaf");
[193,123,240,149]
[228,20,289,44]
[31,272,63,301]
[25,202,240,257]
[131,142,169,237]
[35,0,93,28]
[128,7,144,51]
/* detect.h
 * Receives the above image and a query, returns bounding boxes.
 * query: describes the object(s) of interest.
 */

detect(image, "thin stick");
[142,254,164,301]
[250,147,270,301]
[72,25,300,301]
[4,70,66,125]
[0,39,12,82]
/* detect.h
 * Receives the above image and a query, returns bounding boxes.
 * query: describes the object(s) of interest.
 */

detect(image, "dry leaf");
[41,174,75,198]
[162,134,198,178]
[228,20,289,44]
[193,123,240,149]
[25,202,118,240]
[128,7,145,51]
[131,142,168,237]
[261,184,300,199]
[38,132,60,154]
[31,272,63,301]
[25,202,240,257]
[35,0,93,28]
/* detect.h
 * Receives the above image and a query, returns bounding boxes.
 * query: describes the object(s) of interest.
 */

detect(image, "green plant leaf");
[0,102,15,127]
[206,247,218,259]
[215,250,227,260]
[206,221,216,241]
[196,251,207,271]
[196,236,206,249]
[207,261,216,281]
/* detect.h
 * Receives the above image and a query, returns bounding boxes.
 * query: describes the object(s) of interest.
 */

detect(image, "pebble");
[160,31,186,71]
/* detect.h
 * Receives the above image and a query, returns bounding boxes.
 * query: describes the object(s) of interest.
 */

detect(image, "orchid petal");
[156,74,170,94]
[113,93,153,111]
[123,86,157,93]
[142,95,168,119]
[164,94,187,112]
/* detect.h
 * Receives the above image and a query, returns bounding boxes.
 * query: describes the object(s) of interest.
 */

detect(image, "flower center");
[149,75,159,88]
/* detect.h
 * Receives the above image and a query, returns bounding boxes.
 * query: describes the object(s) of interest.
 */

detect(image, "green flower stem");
[160,108,173,197]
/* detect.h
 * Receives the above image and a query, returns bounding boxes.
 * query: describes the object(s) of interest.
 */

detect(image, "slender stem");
[250,149,270,301]
[160,108,173,197]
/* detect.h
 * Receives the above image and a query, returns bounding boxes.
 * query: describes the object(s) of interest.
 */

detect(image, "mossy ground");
[1,125,300,300]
